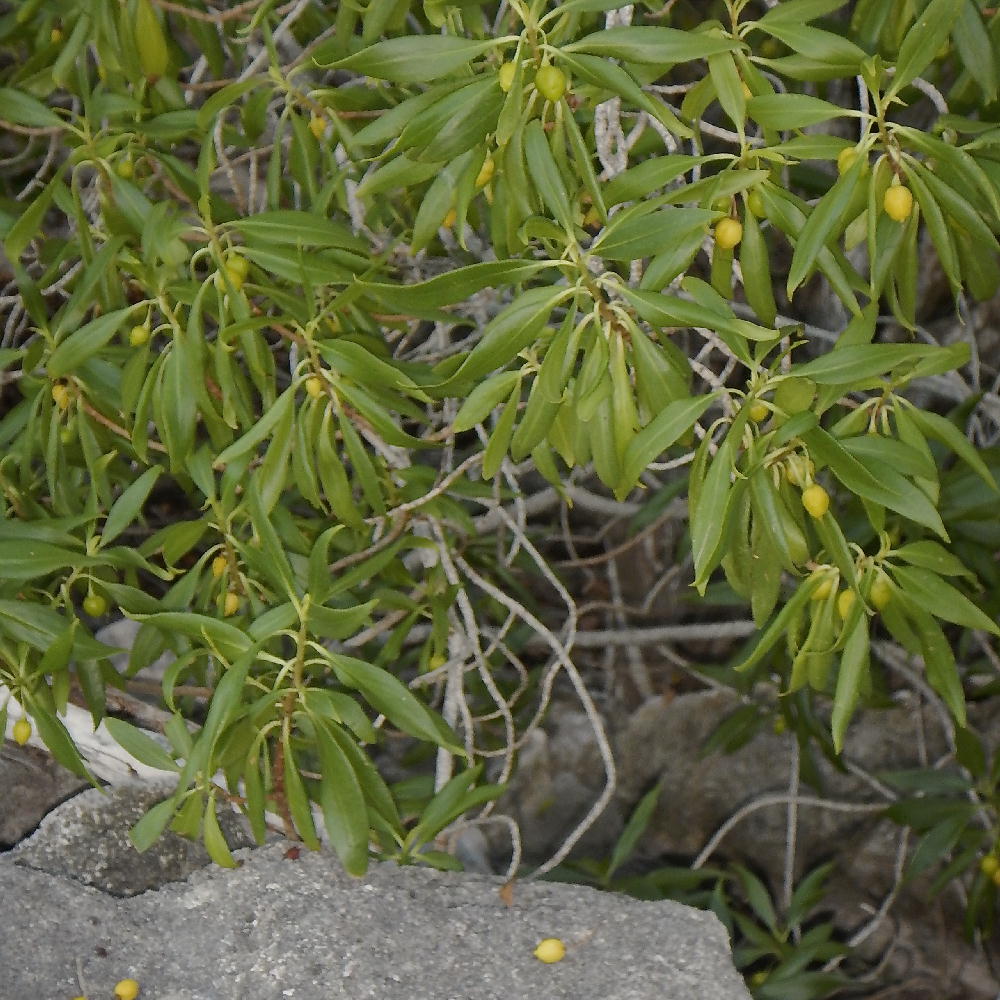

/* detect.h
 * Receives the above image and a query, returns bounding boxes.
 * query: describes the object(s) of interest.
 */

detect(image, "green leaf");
[232,211,367,252]
[747,93,852,130]
[317,36,502,82]
[891,565,1000,636]
[909,608,968,725]
[906,405,999,492]
[329,653,462,752]
[315,721,370,876]
[104,717,179,773]
[441,285,564,388]
[795,344,953,385]
[606,780,663,883]
[47,306,134,377]
[621,394,716,487]
[360,260,552,311]
[0,87,63,128]
[133,612,253,660]
[101,465,161,547]
[564,26,739,63]
[803,427,948,539]
[130,797,179,853]
[523,119,574,231]
[203,796,237,868]
[831,613,869,753]
[787,154,866,298]
[887,0,964,98]
[594,207,715,261]
[892,540,975,579]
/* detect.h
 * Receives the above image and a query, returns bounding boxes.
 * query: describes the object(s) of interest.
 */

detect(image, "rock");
[0,787,752,1000]
[0,742,88,847]
[11,784,258,896]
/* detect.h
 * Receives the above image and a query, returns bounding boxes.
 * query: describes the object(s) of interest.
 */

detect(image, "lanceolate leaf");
[317,36,504,82]
[565,26,739,63]
[890,565,1000,636]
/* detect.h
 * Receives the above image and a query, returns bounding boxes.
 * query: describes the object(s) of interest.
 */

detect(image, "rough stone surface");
[0,789,751,1000]
[11,783,258,896]
[0,742,87,846]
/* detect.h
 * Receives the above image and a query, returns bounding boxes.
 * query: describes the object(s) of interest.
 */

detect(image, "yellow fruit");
[226,253,249,280]
[498,61,517,92]
[747,401,769,423]
[116,158,134,180]
[714,217,743,250]
[51,27,63,44]
[741,81,752,99]
[129,325,150,347]
[308,114,326,140]
[211,555,228,578]
[224,592,241,617]
[475,156,495,188]
[801,483,830,519]
[772,716,786,735]
[51,383,71,410]
[83,594,108,617]
[837,589,856,620]
[883,184,913,222]
[535,65,567,103]
[12,718,31,746]
[746,189,766,218]
[811,576,835,602]
[214,265,245,293]
[837,147,858,175]
[114,979,140,1000]
[980,854,1000,878]
[305,376,324,398]
[533,938,566,963]
[59,426,76,445]
[442,208,457,229]
[870,574,893,611]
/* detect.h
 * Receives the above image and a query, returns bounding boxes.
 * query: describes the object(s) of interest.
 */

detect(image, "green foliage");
[3,0,1000,991]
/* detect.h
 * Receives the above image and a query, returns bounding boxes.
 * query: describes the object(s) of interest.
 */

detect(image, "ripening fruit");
[714,217,743,250]
[837,589,856,620]
[305,376,324,398]
[498,61,517,92]
[475,156,495,188]
[223,592,241,617]
[129,325,150,347]
[773,377,816,416]
[535,65,567,103]
[51,383,71,410]
[883,184,914,223]
[59,426,76,445]
[308,114,326,140]
[12,717,31,746]
[51,26,64,44]
[211,555,228,578]
[226,253,249,280]
[837,147,858,175]
[533,938,566,964]
[746,189,766,218]
[811,576,835,602]
[442,208,457,229]
[870,574,893,611]
[214,265,245,293]
[741,81,752,99]
[83,594,108,617]
[116,158,134,180]
[801,483,830,519]
[747,401,769,423]
[114,979,141,1000]
[980,854,999,878]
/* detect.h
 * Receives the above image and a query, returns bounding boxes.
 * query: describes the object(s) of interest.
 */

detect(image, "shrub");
[3,0,1000,991]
